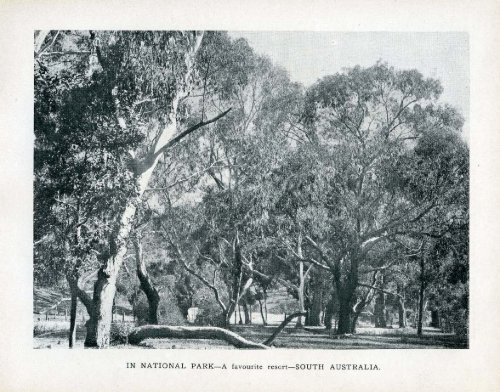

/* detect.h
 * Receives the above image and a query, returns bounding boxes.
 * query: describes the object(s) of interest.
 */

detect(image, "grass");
[33,317,467,349]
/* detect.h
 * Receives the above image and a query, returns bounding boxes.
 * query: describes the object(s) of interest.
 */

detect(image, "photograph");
[33,30,469,350]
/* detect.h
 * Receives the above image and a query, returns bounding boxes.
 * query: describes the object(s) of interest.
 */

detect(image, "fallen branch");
[262,312,307,346]
[127,325,268,349]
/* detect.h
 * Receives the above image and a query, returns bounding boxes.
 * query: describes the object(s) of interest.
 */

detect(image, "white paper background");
[0,1,498,391]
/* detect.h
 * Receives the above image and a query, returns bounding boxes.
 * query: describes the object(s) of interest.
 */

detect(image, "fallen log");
[128,325,268,349]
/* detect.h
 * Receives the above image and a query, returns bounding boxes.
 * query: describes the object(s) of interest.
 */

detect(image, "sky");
[228,32,469,138]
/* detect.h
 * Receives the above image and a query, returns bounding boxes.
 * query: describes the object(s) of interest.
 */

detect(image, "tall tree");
[296,62,467,334]
[35,31,231,347]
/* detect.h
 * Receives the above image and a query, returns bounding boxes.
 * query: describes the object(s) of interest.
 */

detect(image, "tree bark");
[242,302,251,325]
[334,250,360,334]
[263,290,268,322]
[417,256,426,336]
[374,292,387,328]
[398,297,407,328]
[68,290,77,348]
[258,299,267,325]
[324,296,335,330]
[226,231,244,327]
[308,282,323,326]
[335,276,358,334]
[67,274,94,347]
[86,269,117,347]
[296,232,306,328]
[430,309,441,329]
[337,293,352,334]
[134,235,160,324]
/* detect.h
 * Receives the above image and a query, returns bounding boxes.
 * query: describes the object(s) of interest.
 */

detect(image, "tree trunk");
[67,274,94,348]
[374,292,387,328]
[227,231,244,327]
[350,311,360,334]
[337,297,352,334]
[263,289,268,322]
[430,309,441,329]
[335,277,358,335]
[242,302,251,324]
[258,299,267,325]
[308,285,322,326]
[324,296,335,330]
[85,32,207,348]
[334,250,360,334]
[85,269,117,347]
[296,232,305,328]
[417,256,426,337]
[398,297,407,328]
[68,290,77,348]
[134,235,160,324]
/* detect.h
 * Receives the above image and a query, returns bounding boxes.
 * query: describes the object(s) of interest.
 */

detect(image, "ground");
[33,316,467,349]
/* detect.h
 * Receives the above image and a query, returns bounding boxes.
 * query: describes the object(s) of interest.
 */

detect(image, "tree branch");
[357,283,402,299]
[153,108,231,159]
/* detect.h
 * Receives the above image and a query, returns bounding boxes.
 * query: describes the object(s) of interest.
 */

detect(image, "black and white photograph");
[33,30,469,350]
[1,1,499,391]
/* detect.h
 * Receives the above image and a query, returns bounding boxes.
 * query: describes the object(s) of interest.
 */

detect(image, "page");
[0,1,498,391]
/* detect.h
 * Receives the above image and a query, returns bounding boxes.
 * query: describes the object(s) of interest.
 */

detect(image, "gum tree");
[35,31,231,348]
[298,62,467,334]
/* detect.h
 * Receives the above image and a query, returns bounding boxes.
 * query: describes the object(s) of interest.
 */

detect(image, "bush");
[192,286,226,327]
[110,322,136,344]
[135,292,186,326]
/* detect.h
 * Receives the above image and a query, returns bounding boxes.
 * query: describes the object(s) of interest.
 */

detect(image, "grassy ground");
[33,317,467,349]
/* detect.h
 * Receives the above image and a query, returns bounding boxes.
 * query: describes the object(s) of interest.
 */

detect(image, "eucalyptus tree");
[294,62,468,334]
[145,33,303,327]
[34,30,122,346]
[35,30,232,348]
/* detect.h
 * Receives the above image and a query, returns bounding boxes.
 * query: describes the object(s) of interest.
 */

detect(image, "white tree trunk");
[296,232,305,327]
[86,33,204,348]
